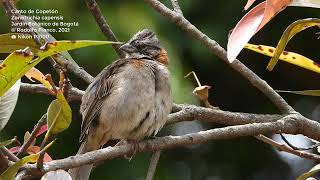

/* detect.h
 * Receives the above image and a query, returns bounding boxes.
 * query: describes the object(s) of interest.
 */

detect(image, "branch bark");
[146,151,161,180]
[17,114,47,156]
[84,0,126,58]
[255,134,320,161]
[20,83,83,102]
[22,114,316,175]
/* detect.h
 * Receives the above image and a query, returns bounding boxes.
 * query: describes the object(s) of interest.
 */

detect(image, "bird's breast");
[98,61,172,141]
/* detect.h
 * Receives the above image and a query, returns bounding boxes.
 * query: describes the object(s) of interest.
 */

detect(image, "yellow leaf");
[276,90,320,96]
[266,18,320,71]
[25,67,52,90]
[0,48,35,96]
[0,40,119,96]
[0,141,55,179]
[0,33,39,54]
[245,43,320,74]
[46,90,72,137]
[36,40,121,59]
[0,153,39,179]
[297,164,320,180]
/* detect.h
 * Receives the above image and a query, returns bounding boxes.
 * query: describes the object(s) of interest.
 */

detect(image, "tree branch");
[143,0,294,114]
[22,115,317,175]
[146,151,161,180]
[20,83,83,102]
[170,0,183,15]
[17,114,47,156]
[0,150,9,173]
[84,0,126,58]
[0,147,19,162]
[168,104,283,125]
[255,134,320,161]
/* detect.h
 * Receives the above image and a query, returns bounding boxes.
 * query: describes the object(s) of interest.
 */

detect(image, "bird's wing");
[79,58,131,142]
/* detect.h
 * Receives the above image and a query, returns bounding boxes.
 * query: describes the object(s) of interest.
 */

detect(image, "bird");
[69,29,172,180]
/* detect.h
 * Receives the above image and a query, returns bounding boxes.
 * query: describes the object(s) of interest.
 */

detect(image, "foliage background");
[1,0,320,179]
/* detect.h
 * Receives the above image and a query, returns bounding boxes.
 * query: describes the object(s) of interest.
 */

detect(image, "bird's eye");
[132,40,143,48]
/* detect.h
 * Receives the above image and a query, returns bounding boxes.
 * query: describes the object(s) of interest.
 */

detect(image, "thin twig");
[20,83,83,101]
[0,149,9,173]
[184,71,201,87]
[17,114,47,156]
[84,0,126,58]
[255,134,320,161]
[37,135,54,169]
[0,147,19,162]
[146,151,161,180]
[144,0,294,114]
[54,54,94,84]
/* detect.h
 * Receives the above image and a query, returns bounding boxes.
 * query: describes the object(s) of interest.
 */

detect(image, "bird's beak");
[119,43,136,53]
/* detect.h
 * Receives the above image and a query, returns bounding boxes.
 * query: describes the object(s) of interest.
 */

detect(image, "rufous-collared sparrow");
[69,29,172,180]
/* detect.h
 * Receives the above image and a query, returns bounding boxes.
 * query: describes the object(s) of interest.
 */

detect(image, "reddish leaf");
[244,0,257,10]
[8,146,19,154]
[9,146,53,162]
[36,124,48,137]
[227,0,292,62]
[25,67,52,90]
[228,1,265,61]
[26,146,52,162]
[258,0,292,30]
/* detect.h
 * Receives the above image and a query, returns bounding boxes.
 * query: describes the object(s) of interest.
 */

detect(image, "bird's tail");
[68,140,94,180]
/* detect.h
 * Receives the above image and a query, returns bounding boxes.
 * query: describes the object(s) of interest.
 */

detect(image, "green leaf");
[0,48,34,96]
[267,18,320,71]
[0,40,118,96]
[276,90,320,96]
[297,164,320,180]
[46,90,72,137]
[17,16,77,64]
[0,153,39,179]
[0,140,55,179]
[0,33,39,53]
[0,137,17,147]
[37,40,120,58]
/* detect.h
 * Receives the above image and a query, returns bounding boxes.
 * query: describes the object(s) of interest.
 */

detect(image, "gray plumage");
[69,29,172,180]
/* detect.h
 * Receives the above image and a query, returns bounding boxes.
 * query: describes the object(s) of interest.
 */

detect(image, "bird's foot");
[124,139,140,161]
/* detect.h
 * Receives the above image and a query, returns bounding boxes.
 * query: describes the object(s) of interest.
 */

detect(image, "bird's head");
[120,29,163,60]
